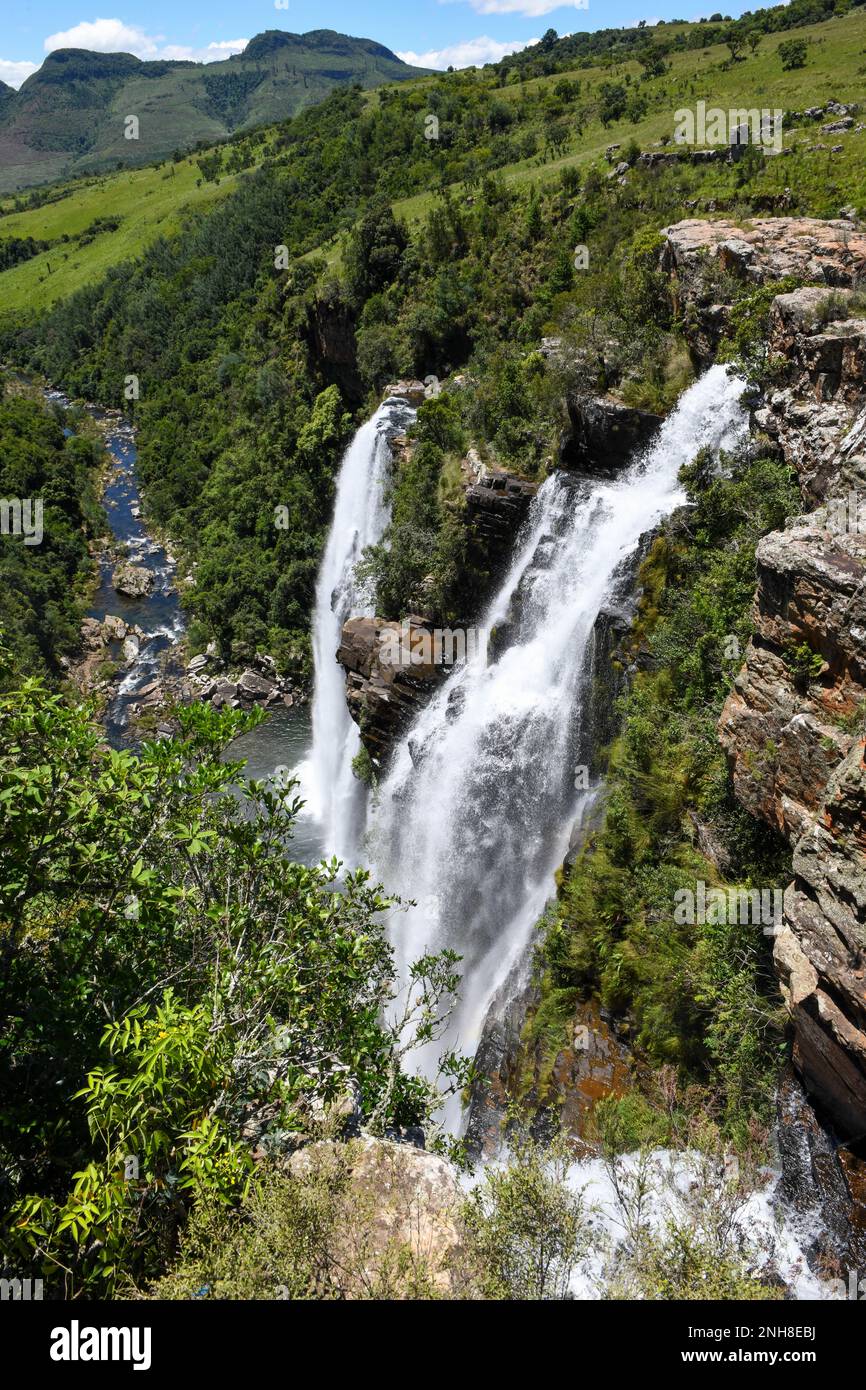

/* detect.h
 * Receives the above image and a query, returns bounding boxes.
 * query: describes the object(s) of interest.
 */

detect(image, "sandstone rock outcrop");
[112,562,153,598]
[286,1137,467,1298]
[338,614,454,764]
[753,287,866,502]
[663,216,866,297]
[774,741,866,1138]
[719,521,866,842]
[68,613,148,693]
[466,985,634,1160]
[664,219,866,1138]
[661,216,866,364]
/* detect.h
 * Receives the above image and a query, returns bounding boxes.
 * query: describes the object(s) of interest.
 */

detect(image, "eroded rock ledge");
[560,393,663,474]
[662,216,866,364]
[338,615,451,764]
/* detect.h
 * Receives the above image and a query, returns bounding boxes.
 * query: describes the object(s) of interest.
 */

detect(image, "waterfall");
[305,395,416,862]
[367,366,749,1087]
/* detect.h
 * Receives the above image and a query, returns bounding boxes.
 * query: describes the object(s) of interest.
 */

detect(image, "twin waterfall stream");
[303,367,748,1071]
[289,367,823,1295]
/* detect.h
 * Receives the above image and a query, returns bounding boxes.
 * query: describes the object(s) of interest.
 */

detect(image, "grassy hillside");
[0,30,429,194]
[5,9,865,311]
[0,148,270,314]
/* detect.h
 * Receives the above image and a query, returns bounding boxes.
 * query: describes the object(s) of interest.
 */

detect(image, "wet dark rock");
[304,292,361,401]
[560,394,662,474]
[776,1067,866,1270]
[464,471,538,570]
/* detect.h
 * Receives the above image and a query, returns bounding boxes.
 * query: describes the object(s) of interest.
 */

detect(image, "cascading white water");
[305,396,416,862]
[367,366,749,1085]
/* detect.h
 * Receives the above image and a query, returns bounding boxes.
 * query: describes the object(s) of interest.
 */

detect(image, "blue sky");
[2,0,755,88]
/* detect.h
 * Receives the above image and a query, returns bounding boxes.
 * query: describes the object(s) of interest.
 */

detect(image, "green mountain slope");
[0,30,429,193]
[3,8,865,317]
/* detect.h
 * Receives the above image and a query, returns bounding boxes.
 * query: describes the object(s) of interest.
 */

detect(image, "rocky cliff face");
[661,216,866,365]
[663,217,866,1140]
[304,291,363,401]
[560,393,663,474]
[463,470,538,569]
[754,285,866,502]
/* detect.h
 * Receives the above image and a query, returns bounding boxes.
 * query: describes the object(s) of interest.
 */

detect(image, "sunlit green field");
[0,155,249,313]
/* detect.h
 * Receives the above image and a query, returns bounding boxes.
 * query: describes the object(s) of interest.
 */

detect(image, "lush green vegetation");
[0,31,426,195]
[0,147,265,315]
[0,381,103,681]
[145,1115,782,1299]
[0,678,469,1296]
[4,8,864,671]
[1,1,865,1300]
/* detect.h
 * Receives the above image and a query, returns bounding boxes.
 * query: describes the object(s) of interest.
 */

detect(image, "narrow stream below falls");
[37,384,324,858]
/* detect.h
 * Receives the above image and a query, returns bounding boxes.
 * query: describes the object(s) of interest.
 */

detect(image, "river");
[39,384,324,854]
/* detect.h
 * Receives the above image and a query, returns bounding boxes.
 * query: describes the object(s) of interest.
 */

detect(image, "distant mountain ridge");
[0,29,430,193]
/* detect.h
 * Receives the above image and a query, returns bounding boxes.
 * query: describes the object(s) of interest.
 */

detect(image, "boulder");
[80,617,105,652]
[101,614,128,642]
[237,668,275,699]
[112,563,153,599]
[285,1137,466,1298]
[337,615,453,763]
[383,379,427,407]
[211,680,238,709]
[561,394,663,474]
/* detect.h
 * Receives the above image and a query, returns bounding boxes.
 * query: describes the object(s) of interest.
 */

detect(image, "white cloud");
[442,0,588,15]
[0,59,39,89]
[158,39,249,62]
[398,35,539,69]
[43,19,247,64]
[44,19,163,57]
